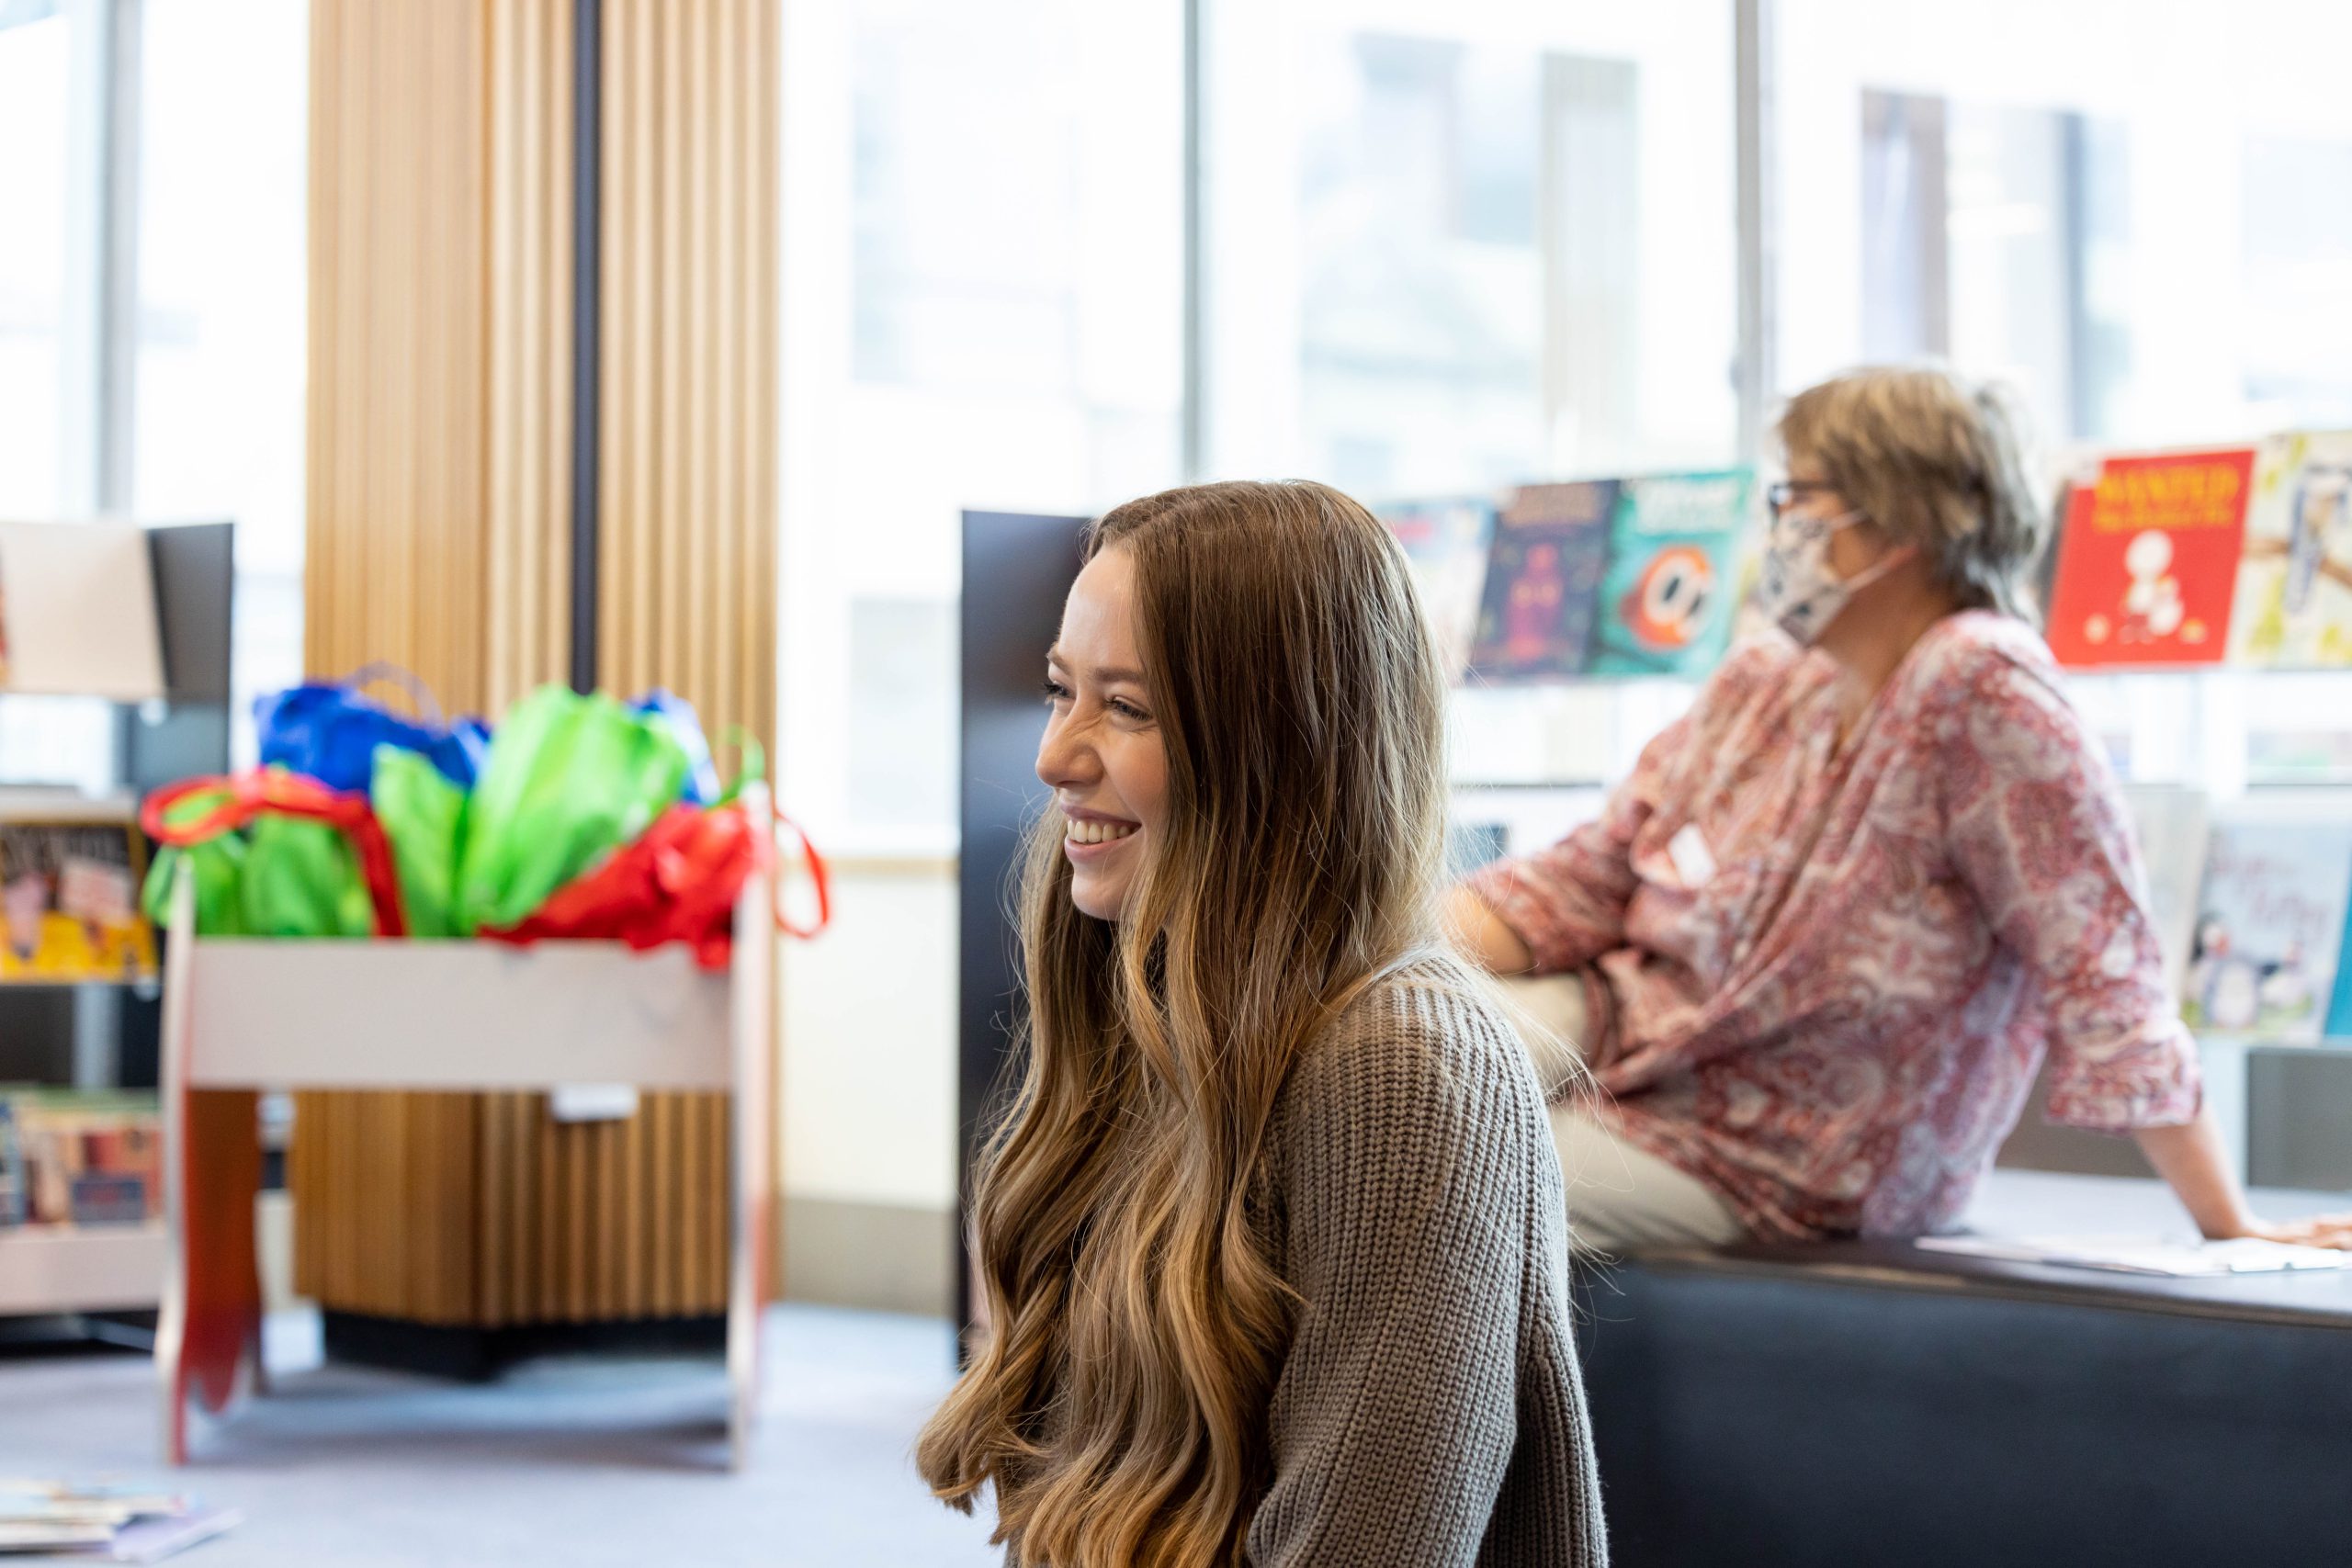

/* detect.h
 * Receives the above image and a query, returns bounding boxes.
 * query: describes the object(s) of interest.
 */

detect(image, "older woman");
[1452,366,2352,1252]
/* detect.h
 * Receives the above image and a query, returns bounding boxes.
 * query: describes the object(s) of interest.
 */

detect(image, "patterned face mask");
[1753,507,1908,645]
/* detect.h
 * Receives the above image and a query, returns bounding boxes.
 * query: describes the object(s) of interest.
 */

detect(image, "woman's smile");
[1063,813,1140,860]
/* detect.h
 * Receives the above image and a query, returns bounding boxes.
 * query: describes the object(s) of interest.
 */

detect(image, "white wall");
[778,862,960,1213]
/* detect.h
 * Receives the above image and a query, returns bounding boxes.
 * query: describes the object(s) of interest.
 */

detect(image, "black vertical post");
[570,0,604,694]
[956,512,1088,1357]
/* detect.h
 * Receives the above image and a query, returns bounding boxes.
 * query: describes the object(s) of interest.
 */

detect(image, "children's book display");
[1389,467,1758,685]
[2046,430,2352,671]
[2179,803,2352,1043]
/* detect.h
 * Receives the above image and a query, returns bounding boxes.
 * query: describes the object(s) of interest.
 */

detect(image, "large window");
[1204,0,1739,491]
[136,0,307,757]
[0,1,95,519]
[0,1,111,790]
[1779,0,2352,449]
[1194,1,1741,818]
[1775,0,2352,809]
[779,0,1185,851]
[0,0,306,775]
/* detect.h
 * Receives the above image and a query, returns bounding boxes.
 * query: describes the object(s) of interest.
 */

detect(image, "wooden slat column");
[291,0,778,1330]
[297,0,508,1329]
[598,0,781,1316]
[598,0,777,759]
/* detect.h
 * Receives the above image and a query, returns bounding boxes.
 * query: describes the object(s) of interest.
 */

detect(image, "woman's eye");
[1042,678,1071,705]
[1108,698,1150,722]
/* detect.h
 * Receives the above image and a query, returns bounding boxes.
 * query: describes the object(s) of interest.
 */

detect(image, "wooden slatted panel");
[597,0,775,765]
[297,0,505,1325]
[295,0,767,1330]
[596,0,779,1318]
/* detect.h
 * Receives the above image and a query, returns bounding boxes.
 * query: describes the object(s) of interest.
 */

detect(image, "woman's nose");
[1035,712,1098,791]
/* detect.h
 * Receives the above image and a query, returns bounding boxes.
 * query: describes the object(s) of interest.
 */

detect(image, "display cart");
[153,787,777,1468]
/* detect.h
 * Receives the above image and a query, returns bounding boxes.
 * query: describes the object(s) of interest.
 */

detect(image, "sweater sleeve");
[1245,986,1541,1568]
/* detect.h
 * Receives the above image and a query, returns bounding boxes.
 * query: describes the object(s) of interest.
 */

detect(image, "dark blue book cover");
[1466,481,1617,682]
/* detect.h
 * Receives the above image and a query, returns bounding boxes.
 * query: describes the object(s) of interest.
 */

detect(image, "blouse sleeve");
[1461,639,1796,976]
[1938,649,2201,1132]
[1245,1004,1539,1567]
[1460,715,1685,975]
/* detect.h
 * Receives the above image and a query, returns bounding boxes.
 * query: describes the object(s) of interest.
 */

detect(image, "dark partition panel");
[956,511,1087,1332]
[146,521,236,703]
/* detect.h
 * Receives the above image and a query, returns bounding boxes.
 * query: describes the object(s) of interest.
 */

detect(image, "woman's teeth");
[1066,818,1137,845]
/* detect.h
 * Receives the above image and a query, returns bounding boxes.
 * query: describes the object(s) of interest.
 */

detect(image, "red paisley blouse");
[1466,611,2201,1241]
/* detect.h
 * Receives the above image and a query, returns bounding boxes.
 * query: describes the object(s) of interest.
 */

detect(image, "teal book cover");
[2328,899,2352,1040]
[1588,468,1755,677]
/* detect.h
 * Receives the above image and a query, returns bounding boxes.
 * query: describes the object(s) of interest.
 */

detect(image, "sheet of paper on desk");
[1916,1235,2352,1277]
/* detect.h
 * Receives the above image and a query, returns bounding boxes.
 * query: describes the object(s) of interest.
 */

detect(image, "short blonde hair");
[1777,366,2048,622]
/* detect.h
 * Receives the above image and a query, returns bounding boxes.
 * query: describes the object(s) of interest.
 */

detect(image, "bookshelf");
[0,520,233,1325]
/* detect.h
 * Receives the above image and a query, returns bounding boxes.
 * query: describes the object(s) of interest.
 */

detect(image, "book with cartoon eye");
[1585,468,1756,679]
[2046,446,2257,669]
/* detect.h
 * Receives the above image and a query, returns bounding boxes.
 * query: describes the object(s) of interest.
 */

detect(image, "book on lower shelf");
[2181,804,2352,1045]
[0,1088,161,1231]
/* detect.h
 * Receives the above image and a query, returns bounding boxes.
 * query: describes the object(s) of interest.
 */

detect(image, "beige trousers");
[1495,974,1746,1254]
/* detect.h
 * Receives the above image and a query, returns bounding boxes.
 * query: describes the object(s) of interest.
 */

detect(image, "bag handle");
[770,801,831,941]
[715,728,831,939]
[142,772,411,939]
[340,661,447,727]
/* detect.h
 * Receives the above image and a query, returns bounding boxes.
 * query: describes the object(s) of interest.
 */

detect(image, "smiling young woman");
[917,481,1604,1568]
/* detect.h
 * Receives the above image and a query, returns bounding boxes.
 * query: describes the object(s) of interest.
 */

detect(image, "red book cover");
[2046,447,2256,667]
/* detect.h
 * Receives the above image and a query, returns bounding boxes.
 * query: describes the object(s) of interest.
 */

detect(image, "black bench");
[1574,1171,2352,1568]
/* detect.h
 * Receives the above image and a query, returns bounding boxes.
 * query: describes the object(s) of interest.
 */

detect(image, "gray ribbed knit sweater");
[1244,954,1607,1567]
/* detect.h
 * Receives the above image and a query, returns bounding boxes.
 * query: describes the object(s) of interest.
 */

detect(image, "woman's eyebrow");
[1045,648,1145,686]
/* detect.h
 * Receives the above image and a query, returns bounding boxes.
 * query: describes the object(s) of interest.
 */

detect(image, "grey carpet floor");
[0,1305,1002,1566]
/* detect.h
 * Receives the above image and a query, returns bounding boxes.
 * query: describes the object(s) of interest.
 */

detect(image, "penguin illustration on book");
[1620,544,1715,652]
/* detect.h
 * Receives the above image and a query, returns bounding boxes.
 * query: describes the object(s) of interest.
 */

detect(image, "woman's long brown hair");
[916,480,1453,1566]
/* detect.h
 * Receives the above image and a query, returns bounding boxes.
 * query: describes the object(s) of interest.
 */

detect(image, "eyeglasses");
[1765,479,1839,520]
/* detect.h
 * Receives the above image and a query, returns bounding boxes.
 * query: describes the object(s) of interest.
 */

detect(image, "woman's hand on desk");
[2238,1213,2352,1251]
[2132,1111,2352,1250]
